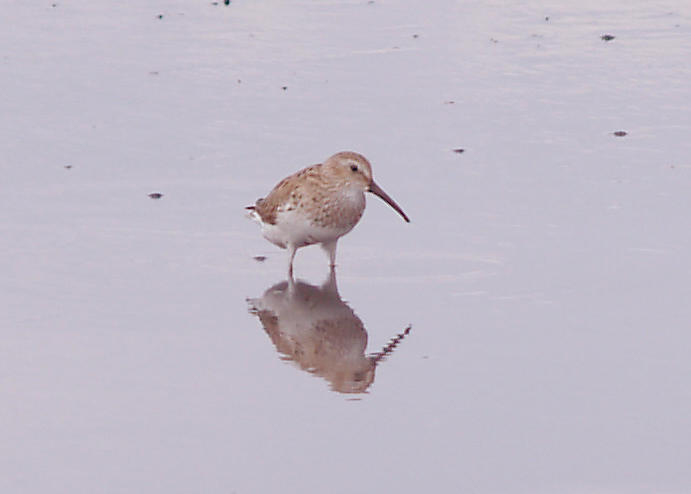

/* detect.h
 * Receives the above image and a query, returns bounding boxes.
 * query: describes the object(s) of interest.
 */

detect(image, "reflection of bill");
[247,269,411,394]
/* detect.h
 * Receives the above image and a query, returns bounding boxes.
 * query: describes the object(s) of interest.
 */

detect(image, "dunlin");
[248,270,412,393]
[246,151,409,274]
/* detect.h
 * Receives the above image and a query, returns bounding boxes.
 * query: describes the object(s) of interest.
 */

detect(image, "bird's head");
[324,151,410,223]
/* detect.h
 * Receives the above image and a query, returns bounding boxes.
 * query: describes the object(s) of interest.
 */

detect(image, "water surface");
[2,1,690,492]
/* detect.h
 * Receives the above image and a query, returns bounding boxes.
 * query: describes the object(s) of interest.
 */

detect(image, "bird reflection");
[247,269,411,394]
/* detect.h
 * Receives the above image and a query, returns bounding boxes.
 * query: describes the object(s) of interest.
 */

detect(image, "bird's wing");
[253,163,324,225]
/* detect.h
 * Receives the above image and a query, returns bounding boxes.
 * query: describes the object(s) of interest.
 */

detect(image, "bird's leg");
[287,244,297,280]
[287,271,297,295]
[321,240,338,268]
[321,264,338,296]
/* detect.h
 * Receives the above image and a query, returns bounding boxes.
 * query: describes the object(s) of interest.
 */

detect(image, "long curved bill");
[368,181,410,223]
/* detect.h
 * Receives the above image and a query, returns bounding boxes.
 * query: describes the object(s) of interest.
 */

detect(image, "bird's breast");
[309,188,365,231]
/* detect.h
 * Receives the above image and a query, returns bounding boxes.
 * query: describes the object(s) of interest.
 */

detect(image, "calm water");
[2,0,690,492]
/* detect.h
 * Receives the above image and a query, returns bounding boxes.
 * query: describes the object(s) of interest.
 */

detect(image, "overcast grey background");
[2,1,690,493]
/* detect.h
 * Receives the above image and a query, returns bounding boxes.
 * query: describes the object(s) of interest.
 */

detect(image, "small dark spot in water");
[148,192,163,199]
[545,16,550,21]
[613,131,627,137]
[237,79,242,83]
[367,0,375,4]
[224,0,230,4]
[253,255,267,262]
[52,3,57,7]
[601,34,615,41]
[490,38,499,43]
[453,148,465,154]
[149,71,159,75]
[412,34,419,39]
[281,86,288,91]
[211,1,218,5]
[157,14,164,19]
[64,165,72,169]
[444,100,455,104]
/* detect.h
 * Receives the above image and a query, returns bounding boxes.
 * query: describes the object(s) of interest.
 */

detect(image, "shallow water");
[2,0,691,492]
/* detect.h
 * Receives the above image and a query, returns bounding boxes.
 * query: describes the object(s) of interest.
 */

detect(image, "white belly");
[261,208,355,249]
[249,186,366,249]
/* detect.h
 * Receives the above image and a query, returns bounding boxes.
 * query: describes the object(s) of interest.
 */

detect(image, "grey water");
[2,1,690,493]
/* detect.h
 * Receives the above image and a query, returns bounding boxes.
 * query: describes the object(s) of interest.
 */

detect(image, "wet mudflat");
[2,1,691,493]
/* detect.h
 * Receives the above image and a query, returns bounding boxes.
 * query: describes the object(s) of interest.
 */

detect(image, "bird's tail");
[245,204,262,223]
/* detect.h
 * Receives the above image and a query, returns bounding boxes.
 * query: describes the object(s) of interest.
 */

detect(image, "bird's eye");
[350,164,358,172]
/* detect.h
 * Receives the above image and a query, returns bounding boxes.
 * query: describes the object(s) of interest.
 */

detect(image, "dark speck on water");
[64,165,72,169]
[613,131,627,137]
[601,34,615,41]
[545,16,550,21]
[253,256,267,262]
[148,192,163,199]
[157,14,164,19]
[282,86,288,90]
[453,148,465,154]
